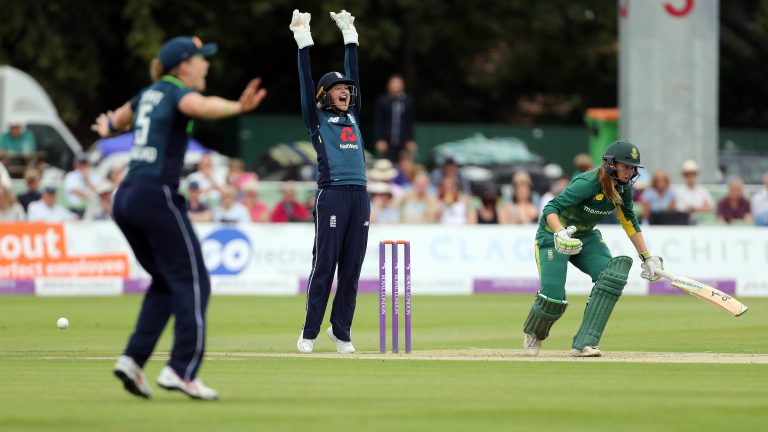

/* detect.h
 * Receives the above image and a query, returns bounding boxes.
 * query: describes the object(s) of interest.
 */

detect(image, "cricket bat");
[656,270,748,317]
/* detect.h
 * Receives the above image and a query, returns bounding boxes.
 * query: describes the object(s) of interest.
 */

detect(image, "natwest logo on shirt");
[340,127,357,142]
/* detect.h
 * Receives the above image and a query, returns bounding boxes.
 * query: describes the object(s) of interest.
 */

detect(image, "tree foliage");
[0,0,764,145]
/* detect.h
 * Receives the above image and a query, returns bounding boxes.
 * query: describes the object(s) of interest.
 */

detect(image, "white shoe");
[523,333,541,357]
[297,333,315,353]
[157,366,219,401]
[327,327,355,353]
[113,355,152,399]
[570,346,602,357]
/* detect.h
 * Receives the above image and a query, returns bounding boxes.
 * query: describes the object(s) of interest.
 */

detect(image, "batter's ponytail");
[597,163,622,205]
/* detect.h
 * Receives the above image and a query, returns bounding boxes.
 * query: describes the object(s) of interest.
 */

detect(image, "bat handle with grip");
[655,269,674,281]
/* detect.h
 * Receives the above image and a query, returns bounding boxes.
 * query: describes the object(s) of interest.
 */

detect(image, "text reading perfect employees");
[0,258,127,278]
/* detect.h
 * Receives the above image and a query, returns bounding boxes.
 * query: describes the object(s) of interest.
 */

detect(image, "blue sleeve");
[344,44,361,117]
[129,93,141,112]
[298,48,319,131]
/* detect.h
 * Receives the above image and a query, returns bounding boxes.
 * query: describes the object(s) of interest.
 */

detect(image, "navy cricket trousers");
[302,186,370,342]
[113,177,210,381]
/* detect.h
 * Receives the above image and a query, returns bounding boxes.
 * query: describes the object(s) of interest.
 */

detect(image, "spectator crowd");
[2,148,768,228]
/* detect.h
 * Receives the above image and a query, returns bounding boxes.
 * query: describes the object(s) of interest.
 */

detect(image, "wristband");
[639,251,652,260]
[107,118,118,133]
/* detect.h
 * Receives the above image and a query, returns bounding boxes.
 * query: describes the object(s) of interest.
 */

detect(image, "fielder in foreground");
[92,36,266,400]
[291,10,370,354]
[523,140,664,357]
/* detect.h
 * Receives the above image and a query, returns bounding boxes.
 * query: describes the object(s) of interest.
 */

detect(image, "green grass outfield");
[1,294,767,431]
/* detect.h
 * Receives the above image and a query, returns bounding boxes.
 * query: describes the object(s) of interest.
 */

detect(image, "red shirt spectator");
[716,178,752,224]
[271,182,310,222]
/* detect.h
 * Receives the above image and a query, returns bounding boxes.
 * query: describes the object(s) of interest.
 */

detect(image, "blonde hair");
[597,163,622,204]
[0,184,17,210]
[150,59,165,82]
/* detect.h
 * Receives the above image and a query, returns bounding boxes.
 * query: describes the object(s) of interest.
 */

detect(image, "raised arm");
[344,44,360,116]
[178,78,267,120]
[290,10,319,130]
[330,10,361,116]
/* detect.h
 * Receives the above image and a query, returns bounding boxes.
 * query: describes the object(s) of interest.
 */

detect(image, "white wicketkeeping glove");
[640,254,664,282]
[290,9,314,49]
[330,10,359,45]
[553,226,582,255]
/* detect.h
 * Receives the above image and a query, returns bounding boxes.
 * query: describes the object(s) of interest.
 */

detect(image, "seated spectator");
[17,168,42,212]
[675,160,714,224]
[27,185,76,222]
[226,158,258,191]
[642,169,677,221]
[213,185,251,225]
[186,181,213,223]
[240,180,270,223]
[271,182,310,223]
[186,153,224,206]
[437,176,475,225]
[0,184,25,221]
[475,183,504,224]
[717,178,752,224]
[63,152,98,217]
[0,119,37,157]
[511,170,540,207]
[368,158,403,199]
[399,172,440,223]
[539,176,570,212]
[751,171,768,226]
[369,181,400,224]
[391,151,420,190]
[503,173,540,224]
[430,157,470,194]
[83,181,115,221]
[572,152,594,177]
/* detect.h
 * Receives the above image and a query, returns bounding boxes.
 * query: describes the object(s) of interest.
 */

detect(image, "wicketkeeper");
[523,140,664,357]
[291,9,370,354]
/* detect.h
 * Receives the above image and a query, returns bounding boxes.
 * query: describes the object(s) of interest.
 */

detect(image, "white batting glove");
[553,226,582,255]
[330,10,359,45]
[290,10,314,49]
[640,254,664,282]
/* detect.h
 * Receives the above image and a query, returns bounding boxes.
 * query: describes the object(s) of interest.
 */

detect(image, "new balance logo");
[364,221,370,227]
[330,215,337,228]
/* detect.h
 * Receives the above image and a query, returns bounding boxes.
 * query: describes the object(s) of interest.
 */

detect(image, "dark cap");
[315,71,355,100]
[76,153,89,163]
[188,181,200,190]
[43,185,57,194]
[159,36,218,70]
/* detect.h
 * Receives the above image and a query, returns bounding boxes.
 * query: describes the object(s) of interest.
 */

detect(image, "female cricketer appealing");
[523,140,664,357]
[290,9,370,354]
[92,36,266,399]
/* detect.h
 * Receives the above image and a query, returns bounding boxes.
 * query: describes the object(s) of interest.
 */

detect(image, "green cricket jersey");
[538,170,641,238]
